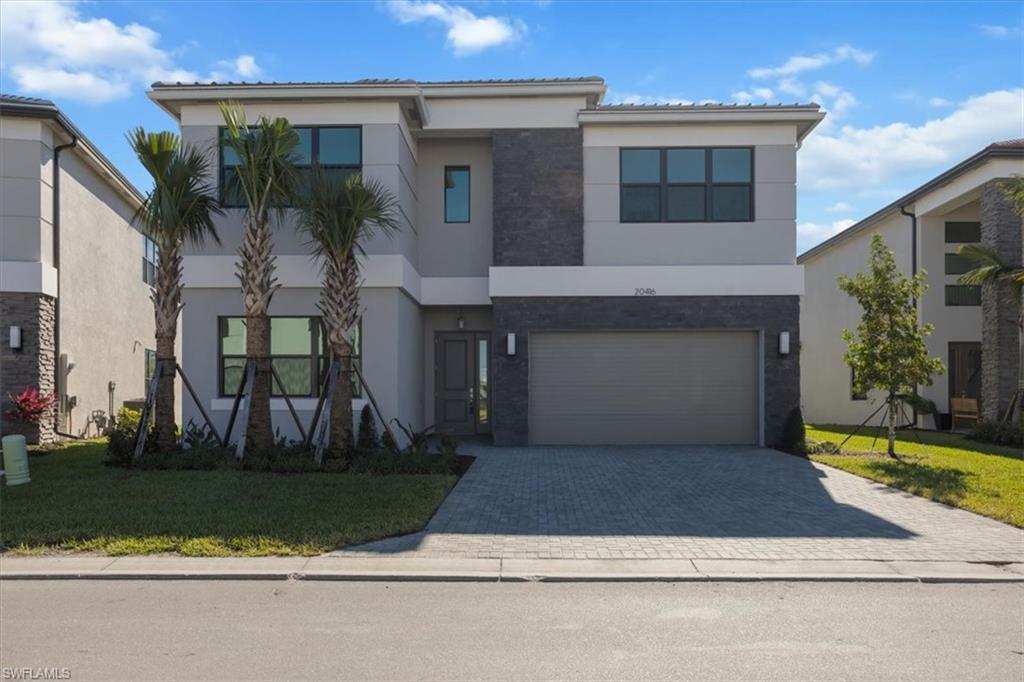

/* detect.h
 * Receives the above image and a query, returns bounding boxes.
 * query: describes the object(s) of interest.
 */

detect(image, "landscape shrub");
[356,404,380,451]
[105,407,155,468]
[777,406,807,456]
[966,419,1024,448]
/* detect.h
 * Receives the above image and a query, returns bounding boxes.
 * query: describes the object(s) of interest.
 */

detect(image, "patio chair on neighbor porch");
[950,398,980,430]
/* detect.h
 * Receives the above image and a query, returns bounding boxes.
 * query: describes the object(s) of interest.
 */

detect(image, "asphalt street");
[1,580,1021,681]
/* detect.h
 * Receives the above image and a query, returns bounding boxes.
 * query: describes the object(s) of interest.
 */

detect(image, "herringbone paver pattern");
[336,445,1023,561]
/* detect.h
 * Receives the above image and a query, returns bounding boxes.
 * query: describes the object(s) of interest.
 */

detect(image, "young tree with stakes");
[295,168,400,459]
[838,234,945,457]
[129,129,222,451]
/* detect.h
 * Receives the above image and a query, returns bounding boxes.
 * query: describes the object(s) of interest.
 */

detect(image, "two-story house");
[1,95,160,443]
[148,78,822,447]
[800,140,1024,427]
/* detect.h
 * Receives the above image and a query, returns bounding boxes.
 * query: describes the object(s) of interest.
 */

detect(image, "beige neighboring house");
[1,94,160,443]
[799,140,1024,428]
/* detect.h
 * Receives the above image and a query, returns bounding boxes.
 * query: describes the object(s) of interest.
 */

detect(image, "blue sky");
[1,0,1021,253]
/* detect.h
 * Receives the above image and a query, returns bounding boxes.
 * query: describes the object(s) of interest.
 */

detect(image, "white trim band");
[1,261,58,297]
[488,265,804,297]
[183,254,490,306]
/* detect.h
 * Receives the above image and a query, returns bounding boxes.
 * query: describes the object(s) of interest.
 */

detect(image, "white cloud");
[386,0,525,55]
[928,97,953,108]
[10,65,131,103]
[978,24,1022,38]
[797,218,857,242]
[606,91,693,105]
[731,87,775,103]
[777,78,807,98]
[812,81,858,118]
[233,55,261,79]
[749,44,875,79]
[826,201,853,213]
[0,1,263,102]
[798,89,1024,193]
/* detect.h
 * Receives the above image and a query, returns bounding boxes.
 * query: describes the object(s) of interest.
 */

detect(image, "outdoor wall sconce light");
[506,332,517,356]
[456,308,465,330]
[779,331,791,356]
[9,325,22,351]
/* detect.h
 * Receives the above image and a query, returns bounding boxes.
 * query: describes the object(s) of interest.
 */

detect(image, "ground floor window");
[218,317,361,398]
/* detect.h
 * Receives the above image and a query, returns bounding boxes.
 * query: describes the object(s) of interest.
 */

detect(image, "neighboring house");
[799,140,1024,427]
[148,77,822,446]
[0,95,159,443]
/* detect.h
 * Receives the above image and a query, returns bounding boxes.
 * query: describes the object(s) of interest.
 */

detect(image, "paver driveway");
[338,445,1023,562]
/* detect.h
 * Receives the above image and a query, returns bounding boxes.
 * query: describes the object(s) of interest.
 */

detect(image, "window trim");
[443,165,471,224]
[218,125,363,209]
[217,316,363,398]
[619,146,755,223]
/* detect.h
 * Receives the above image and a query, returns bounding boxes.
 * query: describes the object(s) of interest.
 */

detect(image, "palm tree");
[218,102,301,456]
[128,129,222,451]
[958,243,1024,423]
[295,168,400,457]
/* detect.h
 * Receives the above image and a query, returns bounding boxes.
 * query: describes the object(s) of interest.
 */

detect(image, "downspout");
[899,205,919,427]
[53,134,78,437]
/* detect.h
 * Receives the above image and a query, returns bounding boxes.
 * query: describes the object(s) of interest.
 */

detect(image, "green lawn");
[808,425,1024,527]
[0,440,456,556]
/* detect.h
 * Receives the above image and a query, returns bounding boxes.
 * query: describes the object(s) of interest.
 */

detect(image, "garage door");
[528,331,759,445]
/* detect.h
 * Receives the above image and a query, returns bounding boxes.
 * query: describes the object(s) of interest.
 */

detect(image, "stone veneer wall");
[979,180,1023,420]
[492,129,583,266]
[491,296,800,447]
[0,292,56,443]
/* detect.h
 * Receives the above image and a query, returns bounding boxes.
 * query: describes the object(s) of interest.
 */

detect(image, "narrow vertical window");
[444,166,470,223]
[142,236,158,286]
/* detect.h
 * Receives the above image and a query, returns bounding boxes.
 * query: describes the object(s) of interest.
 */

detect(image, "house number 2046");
[634,287,657,296]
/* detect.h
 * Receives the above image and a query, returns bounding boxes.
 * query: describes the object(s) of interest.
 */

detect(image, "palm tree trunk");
[238,216,278,456]
[329,341,354,457]
[153,242,183,452]
[320,254,360,461]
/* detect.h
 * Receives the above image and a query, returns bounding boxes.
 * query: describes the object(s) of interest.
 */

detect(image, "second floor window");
[444,166,470,223]
[944,221,981,307]
[218,316,362,398]
[219,126,362,208]
[620,147,754,223]
[142,236,158,286]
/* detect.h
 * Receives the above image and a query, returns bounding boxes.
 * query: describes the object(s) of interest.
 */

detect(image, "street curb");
[2,557,1022,583]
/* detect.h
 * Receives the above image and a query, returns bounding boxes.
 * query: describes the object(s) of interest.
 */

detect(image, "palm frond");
[218,101,300,218]
[294,167,402,268]
[128,128,222,249]
[957,243,1007,286]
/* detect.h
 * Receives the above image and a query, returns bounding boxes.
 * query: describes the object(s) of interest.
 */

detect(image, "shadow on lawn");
[861,457,971,506]
[813,424,1023,462]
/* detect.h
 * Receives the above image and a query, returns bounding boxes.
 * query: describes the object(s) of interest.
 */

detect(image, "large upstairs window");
[620,147,753,223]
[219,126,362,208]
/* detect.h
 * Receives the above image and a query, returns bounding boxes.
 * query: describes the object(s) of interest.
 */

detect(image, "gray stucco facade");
[491,296,800,447]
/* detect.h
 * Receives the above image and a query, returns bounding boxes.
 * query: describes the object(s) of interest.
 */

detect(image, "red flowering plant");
[6,386,57,424]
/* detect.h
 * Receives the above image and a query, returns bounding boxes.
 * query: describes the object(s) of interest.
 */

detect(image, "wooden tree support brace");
[176,363,223,445]
[222,360,251,447]
[132,360,162,462]
[352,363,400,451]
[234,360,256,461]
[271,365,307,443]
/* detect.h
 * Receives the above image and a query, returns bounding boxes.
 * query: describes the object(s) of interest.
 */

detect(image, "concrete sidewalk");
[3,555,1023,583]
